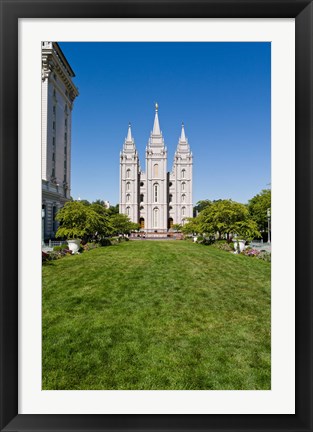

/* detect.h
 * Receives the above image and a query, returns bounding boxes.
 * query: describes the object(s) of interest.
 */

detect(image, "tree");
[79,199,91,206]
[55,201,111,241]
[172,223,182,232]
[109,213,137,235]
[106,204,119,216]
[248,189,271,234]
[181,217,201,235]
[92,199,105,206]
[197,199,260,241]
[193,199,212,216]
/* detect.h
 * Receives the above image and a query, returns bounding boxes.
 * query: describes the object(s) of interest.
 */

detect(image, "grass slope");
[42,240,271,390]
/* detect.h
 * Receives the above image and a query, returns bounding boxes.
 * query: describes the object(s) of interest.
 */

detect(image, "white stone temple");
[119,104,193,233]
[41,42,78,240]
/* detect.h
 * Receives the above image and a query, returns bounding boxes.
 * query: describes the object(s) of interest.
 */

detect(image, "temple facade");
[119,104,193,232]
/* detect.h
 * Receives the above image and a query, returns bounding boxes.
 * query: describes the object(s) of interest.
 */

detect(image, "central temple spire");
[126,122,132,142]
[180,122,186,142]
[152,102,161,135]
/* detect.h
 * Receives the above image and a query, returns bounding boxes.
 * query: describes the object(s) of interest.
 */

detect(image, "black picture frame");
[1,1,312,431]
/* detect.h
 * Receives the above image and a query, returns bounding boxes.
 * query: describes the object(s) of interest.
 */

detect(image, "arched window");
[182,194,186,203]
[182,169,186,179]
[126,169,130,178]
[182,207,186,216]
[182,182,186,191]
[140,194,144,202]
[126,182,130,191]
[153,207,159,228]
[153,164,159,177]
[126,207,130,216]
[126,194,130,202]
[154,183,158,203]
[169,194,172,203]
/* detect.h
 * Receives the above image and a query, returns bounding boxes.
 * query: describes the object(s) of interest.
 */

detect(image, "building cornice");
[42,44,79,102]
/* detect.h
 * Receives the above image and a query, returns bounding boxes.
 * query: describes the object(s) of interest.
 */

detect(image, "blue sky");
[59,42,271,206]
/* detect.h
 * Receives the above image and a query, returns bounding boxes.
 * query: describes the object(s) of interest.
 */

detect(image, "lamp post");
[267,208,271,244]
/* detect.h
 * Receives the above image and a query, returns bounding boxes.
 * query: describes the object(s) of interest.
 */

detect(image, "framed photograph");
[1,1,312,431]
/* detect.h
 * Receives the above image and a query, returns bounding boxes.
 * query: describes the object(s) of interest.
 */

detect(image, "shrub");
[53,245,68,252]
[211,240,234,252]
[242,248,260,257]
[82,242,100,252]
[256,251,271,262]
[99,238,112,247]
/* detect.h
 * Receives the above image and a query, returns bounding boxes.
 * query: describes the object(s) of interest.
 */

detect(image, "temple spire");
[180,122,186,142]
[152,102,161,135]
[126,122,132,142]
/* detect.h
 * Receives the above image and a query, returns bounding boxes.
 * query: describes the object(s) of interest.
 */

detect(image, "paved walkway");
[250,242,271,252]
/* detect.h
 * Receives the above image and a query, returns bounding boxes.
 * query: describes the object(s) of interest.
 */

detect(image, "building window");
[182,207,186,216]
[153,163,159,177]
[53,105,56,115]
[53,89,56,98]
[182,194,185,203]
[182,169,186,178]
[140,194,144,203]
[64,146,67,155]
[52,137,55,146]
[153,207,159,228]
[169,182,172,187]
[126,182,130,191]
[182,182,185,191]
[64,160,67,169]
[52,152,55,161]
[154,184,158,203]
[65,118,67,127]
[52,121,55,130]
[169,194,172,203]
[64,174,67,183]
[126,169,130,178]
[140,181,144,187]
[65,104,68,114]
[126,194,130,202]
[52,168,55,178]
[126,207,130,216]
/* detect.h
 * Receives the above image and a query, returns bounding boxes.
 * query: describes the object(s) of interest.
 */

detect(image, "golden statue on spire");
[155,102,158,111]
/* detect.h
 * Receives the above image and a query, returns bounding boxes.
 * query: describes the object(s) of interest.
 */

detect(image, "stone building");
[119,104,193,233]
[41,42,78,240]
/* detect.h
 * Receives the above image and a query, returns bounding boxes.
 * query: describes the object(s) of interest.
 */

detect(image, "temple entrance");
[139,217,145,229]
[168,218,173,229]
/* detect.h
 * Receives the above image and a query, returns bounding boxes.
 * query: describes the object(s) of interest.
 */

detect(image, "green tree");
[106,204,119,216]
[193,199,212,216]
[92,199,105,206]
[172,223,182,232]
[80,199,91,206]
[248,189,271,234]
[198,199,260,241]
[181,217,201,235]
[110,213,137,235]
[55,201,111,241]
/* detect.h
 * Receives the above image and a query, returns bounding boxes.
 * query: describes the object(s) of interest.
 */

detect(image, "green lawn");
[42,240,271,390]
